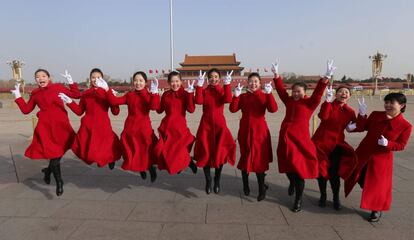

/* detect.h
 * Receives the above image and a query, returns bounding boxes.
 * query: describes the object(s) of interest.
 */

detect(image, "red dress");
[274,76,327,179]
[345,111,412,211]
[67,87,122,167]
[229,90,278,173]
[154,87,195,175]
[312,100,357,180]
[15,83,81,159]
[106,88,160,172]
[194,84,236,168]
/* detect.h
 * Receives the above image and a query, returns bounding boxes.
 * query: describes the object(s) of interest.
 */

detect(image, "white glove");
[325,60,337,78]
[10,83,21,99]
[358,97,368,116]
[60,70,74,84]
[223,70,233,85]
[111,89,118,96]
[58,92,73,104]
[150,77,159,94]
[378,135,388,146]
[197,70,206,87]
[263,82,273,94]
[186,80,195,93]
[346,122,356,132]
[234,83,243,97]
[96,77,109,91]
[326,85,334,102]
[271,60,279,75]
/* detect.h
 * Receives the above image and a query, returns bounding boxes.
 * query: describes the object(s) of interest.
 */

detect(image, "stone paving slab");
[0,198,70,217]
[333,226,414,240]
[159,223,249,240]
[247,225,342,240]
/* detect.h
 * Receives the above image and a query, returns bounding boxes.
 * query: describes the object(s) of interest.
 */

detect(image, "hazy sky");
[0,0,413,82]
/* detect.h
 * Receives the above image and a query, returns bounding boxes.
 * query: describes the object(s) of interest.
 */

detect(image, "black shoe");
[205,177,212,194]
[292,198,302,212]
[257,173,267,202]
[288,183,295,196]
[149,166,157,183]
[368,211,382,222]
[319,193,327,208]
[189,160,197,174]
[333,195,342,210]
[41,167,51,185]
[139,171,147,180]
[108,162,115,170]
[213,176,220,194]
[242,171,250,196]
[56,180,64,196]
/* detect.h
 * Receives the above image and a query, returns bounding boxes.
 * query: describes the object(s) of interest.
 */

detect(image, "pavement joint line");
[124,201,138,221]
[245,223,251,240]
[278,205,290,226]
[331,225,345,240]
[8,144,19,183]
[204,203,208,224]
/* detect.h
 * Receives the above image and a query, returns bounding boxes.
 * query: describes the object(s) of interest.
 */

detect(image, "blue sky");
[0,0,413,82]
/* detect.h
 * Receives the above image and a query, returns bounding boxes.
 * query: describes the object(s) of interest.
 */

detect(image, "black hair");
[384,92,407,113]
[207,68,221,79]
[90,68,104,79]
[292,82,307,91]
[336,85,352,95]
[34,69,50,77]
[132,71,147,83]
[248,72,261,81]
[167,71,181,83]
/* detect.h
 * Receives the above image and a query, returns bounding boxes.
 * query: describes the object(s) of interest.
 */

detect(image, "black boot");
[139,171,147,180]
[368,211,382,222]
[317,176,327,208]
[188,160,198,174]
[292,175,304,212]
[330,176,342,210]
[242,171,250,196]
[41,166,51,185]
[213,165,223,194]
[149,165,157,183]
[108,162,115,170]
[286,173,295,196]
[203,167,212,194]
[50,158,64,196]
[256,173,267,202]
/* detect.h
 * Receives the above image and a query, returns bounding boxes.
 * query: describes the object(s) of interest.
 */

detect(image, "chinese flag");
[149,69,153,74]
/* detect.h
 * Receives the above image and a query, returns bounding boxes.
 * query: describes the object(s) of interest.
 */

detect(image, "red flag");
[162,70,165,74]
[155,70,159,74]
[168,69,171,73]
[264,68,268,72]
[256,68,260,72]
[149,69,153,74]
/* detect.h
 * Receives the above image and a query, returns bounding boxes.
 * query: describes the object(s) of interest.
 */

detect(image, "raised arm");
[318,101,332,121]
[59,70,81,99]
[263,82,278,113]
[12,84,37,114]
[195,70,205,105]
[229,83,243,113]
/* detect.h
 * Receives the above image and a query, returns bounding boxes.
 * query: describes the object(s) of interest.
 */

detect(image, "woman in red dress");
[194,69,236,194]
[11,69,81,196]
[312,85,357,210]
[58,68,122,169]
[273,60,332,212]
[103,71,160,182]
[154,71,197,175]
[345,93,412,222]
[230,72,278,201]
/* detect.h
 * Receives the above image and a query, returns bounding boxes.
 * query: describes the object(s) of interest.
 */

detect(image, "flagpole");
[169,0,174,71]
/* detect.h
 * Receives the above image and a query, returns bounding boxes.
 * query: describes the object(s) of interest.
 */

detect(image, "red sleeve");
[186,91,195,113]
[273,76,290,105]
[149,93,160,111]
[15,96,36,114]
[106,90,127,106]
[308,78,328,110]
[386,124,412,151]
[156,93,165,114]
[67,98,85,116]
[266,93,278,113]
[318,102,332,121]
[110,105,120,116]
[195,86,204,105]
[355,113,370,132]
[229,95,241,113]
[60,83,81,99]
[223,84,232,103]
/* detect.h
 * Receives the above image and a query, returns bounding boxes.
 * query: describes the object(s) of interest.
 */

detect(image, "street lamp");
[369,51,387,95]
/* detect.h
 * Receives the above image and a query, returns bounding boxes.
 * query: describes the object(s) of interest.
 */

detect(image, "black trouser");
[203,165,223,180]
[286,173,304,200]
[318,147,341,196]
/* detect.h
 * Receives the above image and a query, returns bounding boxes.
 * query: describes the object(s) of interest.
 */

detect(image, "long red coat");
[15,83,81,159]
[274,76,328,179]
[312,100,357,180]
[229,90,278,173]
[154,87,195,175]
[106,88,160,172]
[345,111,412,211]
[194,84,236,168]
[67,87,122,167]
